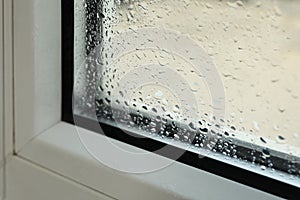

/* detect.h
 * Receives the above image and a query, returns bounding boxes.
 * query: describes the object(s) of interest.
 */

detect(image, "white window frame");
[0,0,3,159]
[0,0,4,198]
[3,0,292,199]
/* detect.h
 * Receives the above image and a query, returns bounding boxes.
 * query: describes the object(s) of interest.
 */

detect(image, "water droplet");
[274,6,282,16]
[276,135,286,144]
[278,107,285,113]
[253,121,260,132]
[260,137,267,144]
[138,2,148,11]
[127,4,134,10]
[154,90,164,99]
[224,131,230,136]
[151,107,157,113]
[188,122,196,131]
[205,3,213,9]
[256,1,262,8]
[236,1,244,7]
[161,98,168,106]
[227,1,238,8]
[262,148,271,158]
[273,124,280,131]
[200,127,208,133]
[173,105,180,113]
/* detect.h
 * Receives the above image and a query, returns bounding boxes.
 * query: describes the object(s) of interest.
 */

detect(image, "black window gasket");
[61,0,300,199]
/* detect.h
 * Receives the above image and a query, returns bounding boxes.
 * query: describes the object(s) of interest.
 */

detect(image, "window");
[63,0,300,198]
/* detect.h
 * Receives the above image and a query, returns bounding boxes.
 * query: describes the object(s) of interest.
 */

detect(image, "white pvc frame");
[1,0,4,198]
[1,0,3,159]
[3,0,288,199]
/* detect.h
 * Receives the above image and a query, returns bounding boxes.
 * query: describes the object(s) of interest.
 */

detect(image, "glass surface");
[74,0,300,179]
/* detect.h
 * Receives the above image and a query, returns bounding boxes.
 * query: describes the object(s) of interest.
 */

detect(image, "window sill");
[18,122,282,200]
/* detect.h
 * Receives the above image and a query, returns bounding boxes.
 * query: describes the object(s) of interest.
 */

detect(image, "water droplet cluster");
[74,0,300,177]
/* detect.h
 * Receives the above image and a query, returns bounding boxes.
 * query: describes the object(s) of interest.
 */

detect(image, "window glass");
[73,0,300,181]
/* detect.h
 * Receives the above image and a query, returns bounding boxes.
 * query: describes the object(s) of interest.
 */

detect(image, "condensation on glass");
[74,0,300,178]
